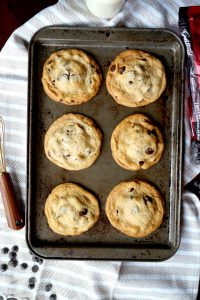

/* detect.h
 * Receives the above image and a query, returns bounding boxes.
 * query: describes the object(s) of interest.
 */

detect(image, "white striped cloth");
[0,1,200,299]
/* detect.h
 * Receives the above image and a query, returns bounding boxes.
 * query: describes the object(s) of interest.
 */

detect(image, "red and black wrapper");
[179,6,200,164]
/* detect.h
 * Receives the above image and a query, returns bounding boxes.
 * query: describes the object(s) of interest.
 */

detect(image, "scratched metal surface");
[26,27,184,260]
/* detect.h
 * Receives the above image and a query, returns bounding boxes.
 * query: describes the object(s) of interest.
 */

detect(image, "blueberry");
[12,245,19,252]
[9,252,17,260]
[0,264,8,272]
[1,247,9,254]
[28,283,35,289]
[21,263,28,270]
[29,277,36,284]
[8,259,18,267]
[49,294,57,300]
[45,283,53,292]
[32,265,39,273]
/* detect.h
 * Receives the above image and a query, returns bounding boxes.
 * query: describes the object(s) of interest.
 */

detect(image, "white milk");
[86,0,125,19]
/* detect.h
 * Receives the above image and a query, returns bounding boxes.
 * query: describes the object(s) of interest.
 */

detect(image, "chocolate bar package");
[179,6,200,164]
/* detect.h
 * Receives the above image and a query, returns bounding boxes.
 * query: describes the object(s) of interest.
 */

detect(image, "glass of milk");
[86,0,125,19]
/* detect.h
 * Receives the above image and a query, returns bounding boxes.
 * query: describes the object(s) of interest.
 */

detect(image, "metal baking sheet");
[26,27,184,260]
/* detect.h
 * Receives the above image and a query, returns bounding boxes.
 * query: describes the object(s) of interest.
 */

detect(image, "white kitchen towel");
[0,1,200,300]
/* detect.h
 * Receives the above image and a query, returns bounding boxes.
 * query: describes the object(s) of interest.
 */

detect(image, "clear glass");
[86,0,125,19]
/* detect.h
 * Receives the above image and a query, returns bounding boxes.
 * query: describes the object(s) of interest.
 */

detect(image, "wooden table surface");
[0,0,57,49]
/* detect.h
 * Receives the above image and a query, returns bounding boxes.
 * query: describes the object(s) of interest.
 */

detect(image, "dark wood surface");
[0,0,57,49]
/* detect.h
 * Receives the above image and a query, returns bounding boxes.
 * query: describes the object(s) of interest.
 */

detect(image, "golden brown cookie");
[45,183,100,236]
[106,49,166,107]
[44,113,102,170]
[41,49,102,105]
[105,180,164,238]
[111,114,164,170]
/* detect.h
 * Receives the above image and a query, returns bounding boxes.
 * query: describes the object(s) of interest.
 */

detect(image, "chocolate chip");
[29,277,36,284]
[38,258,43,265]
[21,263,28,270]
[32,265,39,273]
[80,208,88,216]
[1,247,9,254]
[146,148,154,154]
[110,64,116,72]
[32,255,42,264]
[129,81,133,85]
[0,264,8,272]
[78,124,84,130]
[63,73,70,80]
[139,161,144,165]
[49,294,57,300]
[28,283,35,289]
[119,66,126,74]
[147,129,157,137]
[116,209,119,215]
[138,58,147,61]
[9,252,17,260]
[129,188,134,192]
[143,195,153,205]
[194,181,200,189]
[89,80,92,84]
[8,259,18,267]
[12,245,19,252]
[45,283,53,292]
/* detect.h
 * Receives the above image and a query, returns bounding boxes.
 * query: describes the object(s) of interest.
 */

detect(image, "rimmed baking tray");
[26,26,184,260]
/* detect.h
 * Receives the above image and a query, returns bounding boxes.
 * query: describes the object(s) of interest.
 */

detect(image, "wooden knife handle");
[0,172,24,230]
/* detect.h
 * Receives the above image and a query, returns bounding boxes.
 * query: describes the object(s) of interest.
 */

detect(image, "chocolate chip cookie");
[105,179,164,237]
[44,113,102,170]
[111,114,164,170]
[106,49,166,107]
[42,49,102,105]
[45,183,100,236]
